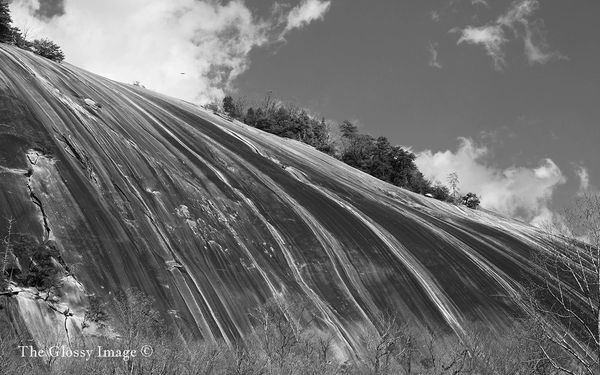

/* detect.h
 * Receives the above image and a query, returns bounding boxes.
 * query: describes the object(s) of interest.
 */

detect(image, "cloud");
[497,0,538,28]
[431,11,440,23]
[285,0,331,31]
[9,0,331,103]
[428,42,442,69]
[522,20,564,65]
[415,138,566,225]
[471,0,489,8]
[457,0,562,69]
[458,25,506,69]
[33,0,65,19]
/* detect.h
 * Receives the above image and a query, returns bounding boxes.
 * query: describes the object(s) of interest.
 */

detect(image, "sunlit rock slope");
[0,45,555,352]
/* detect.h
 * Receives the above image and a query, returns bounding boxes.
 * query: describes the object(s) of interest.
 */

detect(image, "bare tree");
[249,297,305,372]
[528,192,600,374]
[261,91,278,117]
[362,313,415,374]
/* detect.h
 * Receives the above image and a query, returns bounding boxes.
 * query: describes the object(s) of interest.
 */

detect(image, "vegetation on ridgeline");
[30,38,65,62]
[215,93,481,208]
[0,1,64,62]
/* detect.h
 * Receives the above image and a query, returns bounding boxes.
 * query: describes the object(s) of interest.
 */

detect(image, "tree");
[362,313,415,374]
[339,120,358,138]
[247,296,339,374]
[341,133,374,170]
[429,183,451,202]
[82,295,109,331]
[244,107,257,126]
[261,90,277,117]
[388,147,420,190]
[113,288,163,345]
[312,117,332,152]
[0,1,12,44]
[369,136,393,181]
[232,95,248,120]
[31,38,65,62]
[527,193,600,374]
[447,172,460,203]
[9,27,32,49]
[222,95,236,117]
[461,192,480,209]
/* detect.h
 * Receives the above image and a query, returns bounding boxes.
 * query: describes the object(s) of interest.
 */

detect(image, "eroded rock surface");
[0,45,560,354]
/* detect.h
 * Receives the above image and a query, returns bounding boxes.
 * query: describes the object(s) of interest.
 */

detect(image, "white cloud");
[285,0,331,32]
[9,0,331,103]
[471,0,489,8]
[458,25,506,69]
[428,42,442,69]
[457,0,562,69]
[522,20,564,65]
[497,0,538,28]
[431,11,440,23]
[415,138,566,225]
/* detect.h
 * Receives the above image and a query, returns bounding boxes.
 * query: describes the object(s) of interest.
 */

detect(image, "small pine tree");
[447,172,460,202]
[31,38,65,62]
[0,0,13,43]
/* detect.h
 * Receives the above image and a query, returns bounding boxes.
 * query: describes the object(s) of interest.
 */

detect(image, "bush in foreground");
[0,287,573,374]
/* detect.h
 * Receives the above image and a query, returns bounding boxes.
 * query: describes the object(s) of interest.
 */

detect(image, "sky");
[8,0,599,226]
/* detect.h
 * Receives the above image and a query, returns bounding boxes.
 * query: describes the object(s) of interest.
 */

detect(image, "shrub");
[113,288,164,344]
[31,38,65,62]
[4,234,64,292]
[9,27,32,49]
[204,101,220,112]
[429,183,451,201]
[461,192,481,209]
[0,288,569,374]
[82,295,109,330]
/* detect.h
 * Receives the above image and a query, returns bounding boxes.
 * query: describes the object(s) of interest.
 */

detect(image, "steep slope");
[0,44,556,353]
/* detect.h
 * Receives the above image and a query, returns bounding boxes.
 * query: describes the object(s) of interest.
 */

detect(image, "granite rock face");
[0,45,559,353]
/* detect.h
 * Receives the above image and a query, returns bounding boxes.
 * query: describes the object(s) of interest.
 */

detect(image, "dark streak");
[113,183,131,203]
[27,177,51,241]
